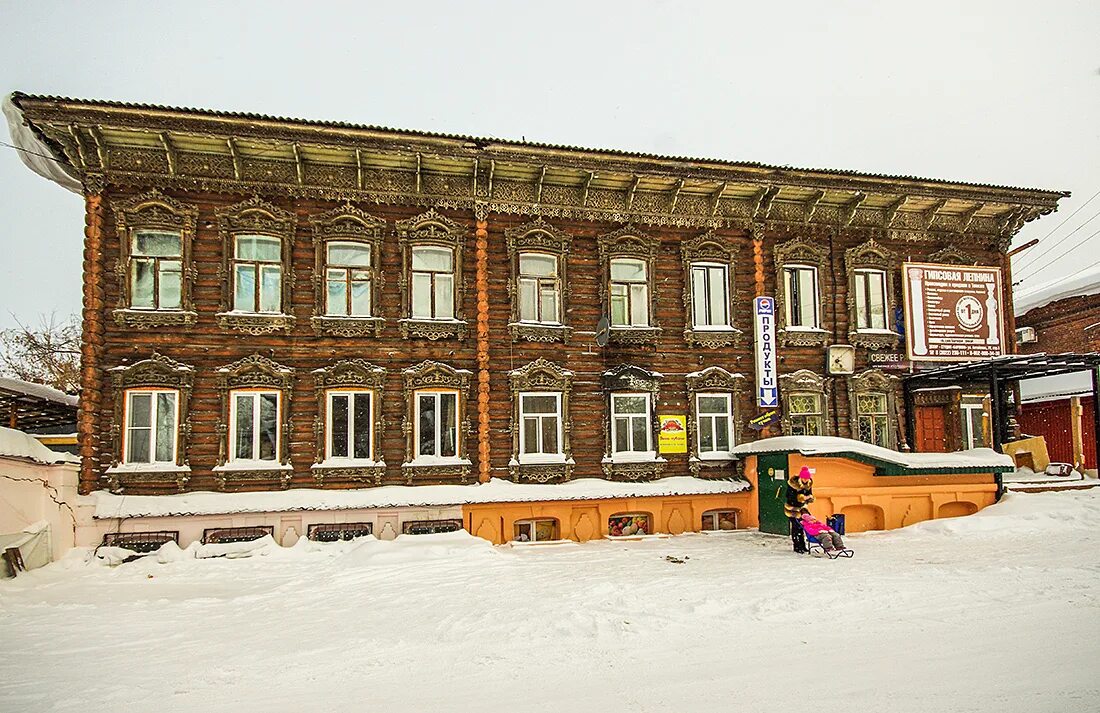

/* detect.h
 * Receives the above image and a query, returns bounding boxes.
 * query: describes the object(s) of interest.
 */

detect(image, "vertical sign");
[754,297,779,407]
[902,262,1005,362]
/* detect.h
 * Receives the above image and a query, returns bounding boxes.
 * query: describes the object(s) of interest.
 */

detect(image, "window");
[123,389,178,464]
[517,253,561,324]
[411,246,454,320]
[609,258,649,327]
[784,266,819,328]
[307,522,373,542]
[325,242,373,317]
[691,263,730,328]
[701,510,739,531]
[855,392,890,447]
[788,393,824,436]
[416,391,459,459]
[854,269,888,331]
[519,393,563,459]
[514,518,558,543]
[326,390,374,461]
[233,235,282,313]
[402,519,463,535]
[608,513,651,537]
[230,390,280,462]
[129,230,182,310]
[962,398,987,450]
[696,393,734,457]
[611,393,652,454]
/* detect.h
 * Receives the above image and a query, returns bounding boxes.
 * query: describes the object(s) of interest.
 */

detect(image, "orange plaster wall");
[462,493,753,545]
[744,454,999,533]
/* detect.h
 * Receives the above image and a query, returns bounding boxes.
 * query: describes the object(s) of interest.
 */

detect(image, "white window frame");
[854,268,889,331]
[695,392,734,459]
[518,391,564,463]
[228,389,281,463]
[609,257,650,327]
[410,245,455,320]
[516,252,562,325]
[701,509,739,531]
[783,264,820,329]
[325,241,373,317]
[690,262,731,329]
[232,234,283,314]
[129,229,183,311]
[414,389,461,461]
[962,400,986,450]
[122,388,179,465]
[325,389,375,462]
[513,518,559,543]
[610,392,653,457]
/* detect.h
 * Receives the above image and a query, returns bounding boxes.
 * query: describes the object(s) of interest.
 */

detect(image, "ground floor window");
[326,390,374,461]
[701,509,739,531]
[514,518,558,542]
[788,393,824,436]
[962,397,988,450]
[609,513,651,537]
[402,519,463,535]
[855,392,890,447]
[696,392,734,456]
[230,390,280,462]
[415,390,460,459]
[123,388,179,464]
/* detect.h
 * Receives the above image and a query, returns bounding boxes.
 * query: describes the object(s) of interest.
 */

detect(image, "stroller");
[804,515,853,559]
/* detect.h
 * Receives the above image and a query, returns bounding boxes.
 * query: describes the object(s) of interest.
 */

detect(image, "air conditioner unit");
[1016,326,1038,344]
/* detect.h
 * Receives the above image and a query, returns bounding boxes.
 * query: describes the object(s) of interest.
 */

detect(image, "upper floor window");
[123,389,178,465]
[233,235,282,313]
[518,253,561,324]
[784,265,820,328]
[519,393,563,459]
[854,269,888,331]
[696,393,734,457]
[691,263,730,328]
[416,390,459,459]
[611,393,652,454]
[610,258,650,327]
[326,242,373,317]
[327,390,374,461]
[130,230,183,310]
[230,390,281,462]
[411,246,455,320]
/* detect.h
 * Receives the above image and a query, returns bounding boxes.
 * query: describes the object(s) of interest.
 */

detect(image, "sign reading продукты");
[753,296,778,407]
[902,262,1005,362]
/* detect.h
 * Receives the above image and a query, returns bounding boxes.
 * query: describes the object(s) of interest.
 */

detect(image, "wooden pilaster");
[475,218,492,483]
[79,191,106,494]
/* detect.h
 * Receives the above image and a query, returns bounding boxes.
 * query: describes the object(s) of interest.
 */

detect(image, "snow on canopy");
[90,475,750,519]
[730,435,1013,470]
[1014,262,1100,316]
[0,425,79,465]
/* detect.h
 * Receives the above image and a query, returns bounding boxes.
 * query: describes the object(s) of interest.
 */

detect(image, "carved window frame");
[601,365,665,480]
[681,231,742,349]
[508,359,574,483]
[311,359,387,485]
[310,205,387,337]
[401,360,472,483]
[213,354,295,490]
[774,237,830,348]
[105,353,194,493]
[111,190,198,329]
[598,226,661,347]
[396,209,468,341]
[685,367,745,474]
[847,369,899,449]
[845,239,901,350]
[928,245,978,266]
[778,369,831,436]
[216,197,297,335]
[506,219,572,343]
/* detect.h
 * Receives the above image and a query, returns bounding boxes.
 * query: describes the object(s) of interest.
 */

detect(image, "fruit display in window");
[609,515,650,536]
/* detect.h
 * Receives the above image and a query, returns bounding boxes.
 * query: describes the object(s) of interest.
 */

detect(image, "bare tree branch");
[0,313,81,393]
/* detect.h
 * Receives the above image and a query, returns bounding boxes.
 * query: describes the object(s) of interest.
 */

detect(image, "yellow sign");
[658,414,688,454]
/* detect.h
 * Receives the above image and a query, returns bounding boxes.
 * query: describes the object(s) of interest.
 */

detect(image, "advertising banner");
[902,263,1005,362]
[753,297,779,407]
[657,414,687,454]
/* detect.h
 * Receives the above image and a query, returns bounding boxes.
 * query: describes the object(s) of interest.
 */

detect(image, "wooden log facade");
[9,94,1067,498]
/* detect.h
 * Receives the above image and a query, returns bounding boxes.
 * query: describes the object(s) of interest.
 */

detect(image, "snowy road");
[2,490,1099,713]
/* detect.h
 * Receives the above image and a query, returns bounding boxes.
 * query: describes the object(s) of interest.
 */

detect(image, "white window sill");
[213,461,292,472]
[510,320,565,328]
[217,311,292,318]
[311,459,385,469]
[853,328,899,335]
[610,325,657,330]
[510,455,575,466]
[405,456,472,467]
[602,452,666,464]
[402,317,466,324]
[106,463,191,474]
[783,326,828,333]
[318,314,382,321]
[694,452,736,462]
[691,325,739,332]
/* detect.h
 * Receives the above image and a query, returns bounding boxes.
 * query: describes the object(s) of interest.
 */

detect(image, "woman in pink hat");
[783,466,814,553]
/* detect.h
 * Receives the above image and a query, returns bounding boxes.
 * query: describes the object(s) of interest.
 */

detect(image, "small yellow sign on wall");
[658,414,688,454]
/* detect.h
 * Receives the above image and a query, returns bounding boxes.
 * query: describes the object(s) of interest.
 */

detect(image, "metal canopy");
[0,377,79,433]
[903,352,1100,459]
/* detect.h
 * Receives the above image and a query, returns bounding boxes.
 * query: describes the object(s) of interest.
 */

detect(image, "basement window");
[402,519,463,535]
[608,513,652,537]
[307,522,374,542]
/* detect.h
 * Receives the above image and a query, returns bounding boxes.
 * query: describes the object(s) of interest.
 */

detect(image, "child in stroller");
[799,513,851,557]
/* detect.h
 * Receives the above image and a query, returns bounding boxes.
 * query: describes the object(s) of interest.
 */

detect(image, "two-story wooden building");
[6,93,1065,546]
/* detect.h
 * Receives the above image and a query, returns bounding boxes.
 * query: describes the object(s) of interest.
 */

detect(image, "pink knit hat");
[798,466,812,480]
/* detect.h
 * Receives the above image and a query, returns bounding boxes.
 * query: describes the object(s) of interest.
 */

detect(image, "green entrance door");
[756,453,790,535]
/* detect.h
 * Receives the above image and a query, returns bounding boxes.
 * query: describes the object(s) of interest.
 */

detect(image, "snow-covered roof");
[1014,263,1100,317]
[1019,372,1093,403]
[89,475,750,519]
[0,426,80,465]
[0,377,78,407]
[730,435,1013,472]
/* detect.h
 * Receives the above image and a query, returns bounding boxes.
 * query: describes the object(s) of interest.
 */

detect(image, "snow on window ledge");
[602,451,667,464]
[691,324,740,332]
[853,328,899,335]
[405,456,472,468]
[510,454,575,466]
[213,460,293,472]
[106,462,191,474]
[695,452,736,462]
[782,326,829,333]
[311,459,385,470]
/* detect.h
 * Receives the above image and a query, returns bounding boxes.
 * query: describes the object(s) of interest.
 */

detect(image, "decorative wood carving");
[309,203,387,337]
[396,208,468,341]
[311,359,387,484]
[681,230,743,348]
[401,360,472,483]
[844,238,901,351]
[928,244,978,265]
[778,369,831,436]
[847,369,900,449]
[685,366,746,475]
[505,219,572,343]
[598,225,661,347]
[508,359,574,483]
[773,235,830,348]
[601,364,664,480]
[214,354,294,488]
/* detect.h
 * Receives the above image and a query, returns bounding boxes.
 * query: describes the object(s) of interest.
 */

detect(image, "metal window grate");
[401,519,463,535]
[103,531,179,553]
[202,526,274,544]
[307,522,373,542]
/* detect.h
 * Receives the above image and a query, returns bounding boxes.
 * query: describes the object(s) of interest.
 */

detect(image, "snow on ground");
[3,492,1100,713]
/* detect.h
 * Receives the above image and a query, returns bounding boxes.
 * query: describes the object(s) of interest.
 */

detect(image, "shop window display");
[608,513,651,537]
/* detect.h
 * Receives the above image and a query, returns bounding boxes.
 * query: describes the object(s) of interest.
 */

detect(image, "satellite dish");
[595,315,610,347]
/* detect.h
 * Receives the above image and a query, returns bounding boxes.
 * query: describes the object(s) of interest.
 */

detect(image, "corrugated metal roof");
[11,92,1069,197]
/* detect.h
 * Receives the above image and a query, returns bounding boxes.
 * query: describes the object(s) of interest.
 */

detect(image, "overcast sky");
[1,1,1097,330]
